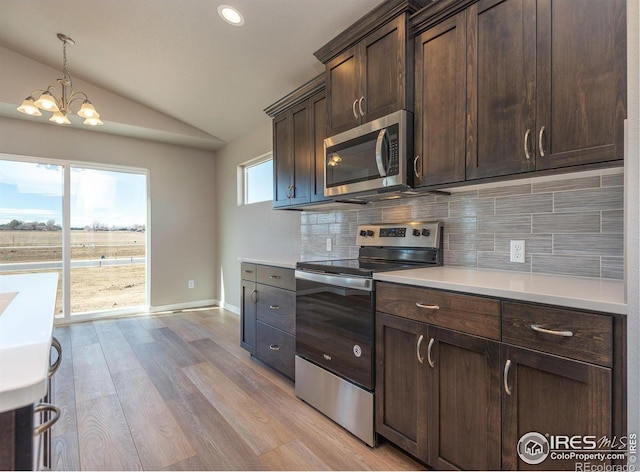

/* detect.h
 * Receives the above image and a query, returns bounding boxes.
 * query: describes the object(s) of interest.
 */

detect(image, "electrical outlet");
[326,238,332,251]
[510,240,525,263]
[188,280,195,289]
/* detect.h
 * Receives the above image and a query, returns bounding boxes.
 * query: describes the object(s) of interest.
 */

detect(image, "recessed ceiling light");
[218,5,245,26]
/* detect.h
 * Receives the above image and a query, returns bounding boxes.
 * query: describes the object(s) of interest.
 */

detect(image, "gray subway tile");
[334,211,358,223]
[382,205,412,223]
[478,183,531,198]
[554,233,624,257]
[329,223,352,235]
[601,257,624,280]
[494,234,552,254]
[449,234,495,252]
[602,210,624,234]
[478,215,531,234]
[477,252,531,272]
[443,217,477,235]
[310,224,329,235]
[554,187,623,213]
[602,172,624,187]
[413,202,450,220]
[532,176,601,193]
[495,193,553,216]
[449,198,495,218]
[532,212,601,234]
[357,209,383,223]
[443,251,477,268]
[316,213,336,224]
[436,189,478,202]
[532,254,600,278]
[300,213,317,225]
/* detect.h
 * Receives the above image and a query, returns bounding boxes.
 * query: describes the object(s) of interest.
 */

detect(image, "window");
[239,152,273,205]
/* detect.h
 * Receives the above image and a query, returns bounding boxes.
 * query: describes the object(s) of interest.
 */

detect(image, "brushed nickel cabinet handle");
[504,359,512,396]
[352,99,359,120]
[269,275,281,279]
[413,155,421,178]
[34,403,60,436]
[416,302,440,311]
[244,269,254,274]
[250,289,257,303]
[538,126,546,157]
[49,336,62,378]
[530,324,574,337]
[524,129,531,160]
[269,344,280,351]
[427,338,435,368]
[416,334,425,364]
[269,305,280,310]
[358,96,365,117]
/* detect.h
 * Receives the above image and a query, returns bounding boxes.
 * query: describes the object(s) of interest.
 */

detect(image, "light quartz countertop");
[0,272,59,413]
[374,267,626,315]
[238,257,297,270]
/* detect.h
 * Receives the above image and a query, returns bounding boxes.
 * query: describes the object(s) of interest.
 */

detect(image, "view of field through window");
[0,159,147,317]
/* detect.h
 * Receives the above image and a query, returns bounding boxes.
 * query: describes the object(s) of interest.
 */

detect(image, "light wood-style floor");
[51,308,424,471]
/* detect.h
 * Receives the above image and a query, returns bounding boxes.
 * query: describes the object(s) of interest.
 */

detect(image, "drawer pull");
[504,359,512,396]
[416,302,440,311]
[269,275,281,279]
[530,324,574,337]
[250,289,258,303]
[269,305,280,310]
[427,338,435,368]
[244,269,254,274]
[269,344,280,351]
[416,334,425,364]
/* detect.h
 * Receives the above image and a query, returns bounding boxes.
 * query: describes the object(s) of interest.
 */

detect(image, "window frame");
[237,151,273,206]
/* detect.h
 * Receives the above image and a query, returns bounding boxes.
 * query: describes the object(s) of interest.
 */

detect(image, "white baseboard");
[150,299,218,314]
[220,302,240,315]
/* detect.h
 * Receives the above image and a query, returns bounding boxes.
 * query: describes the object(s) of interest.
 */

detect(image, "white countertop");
[0,272,59,413]
[238,257,298,269]
[374,267,626,315]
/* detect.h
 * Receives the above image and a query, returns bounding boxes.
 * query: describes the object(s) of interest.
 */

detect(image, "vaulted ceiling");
[0,1,382,150]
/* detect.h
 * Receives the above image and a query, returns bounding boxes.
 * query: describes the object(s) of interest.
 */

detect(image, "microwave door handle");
[375,128,388,177]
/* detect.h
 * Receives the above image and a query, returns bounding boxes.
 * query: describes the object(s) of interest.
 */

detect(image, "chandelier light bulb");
[34,91,60,112]
[83,116,103,126]
[49,111,71,125]
[17,97,42,116]
[77,100,98,118]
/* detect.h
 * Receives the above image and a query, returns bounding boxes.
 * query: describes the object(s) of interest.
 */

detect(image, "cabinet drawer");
[257,285,295,335]
[256,321,295,379]
[257,265,295,290]
[376,282,501,340]
[502,302,613,366]
[241,263,257,282]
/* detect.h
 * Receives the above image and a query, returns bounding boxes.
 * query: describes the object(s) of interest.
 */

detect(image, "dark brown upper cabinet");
[413,11,467,187]
[466,0,625,180]
[315,0,426,137]
[265,75,329,209]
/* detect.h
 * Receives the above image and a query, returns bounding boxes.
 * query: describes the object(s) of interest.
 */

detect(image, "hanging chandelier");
[17,33,103,126]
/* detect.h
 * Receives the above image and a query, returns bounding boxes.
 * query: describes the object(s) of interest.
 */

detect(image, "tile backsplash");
[300,170,624,280]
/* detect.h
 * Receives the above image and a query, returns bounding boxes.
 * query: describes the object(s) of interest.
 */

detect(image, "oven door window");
[296,280,374,390]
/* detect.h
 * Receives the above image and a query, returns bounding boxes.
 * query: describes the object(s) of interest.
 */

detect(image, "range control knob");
[366,230,375,237]
[412,229,421,237]
[422,228,431,237]
[359,230,367,237]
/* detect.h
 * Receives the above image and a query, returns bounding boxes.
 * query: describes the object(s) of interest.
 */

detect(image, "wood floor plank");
[69,322,99,349]
[51,432,80,471]
[147,326,205,367]
[93,320,143,375]
[162,454,207,471]
[115,317,155,345]
[72,343,116,404]
[137,314,168,330]
[76,394,142,471]
[112,368,195,470]
[184,310,248,359]
[182,361,294,456]
[259,439,331,471]
[51,328,77,435]
[161,314,210,343]
[130,341,198,402]
[166,391,266,470]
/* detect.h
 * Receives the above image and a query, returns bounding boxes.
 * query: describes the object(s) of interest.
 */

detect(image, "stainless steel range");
[294,221,443,446]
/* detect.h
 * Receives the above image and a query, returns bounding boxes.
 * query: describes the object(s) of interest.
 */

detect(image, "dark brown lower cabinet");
[501,345,612,471]
[376,313,501,469]
[429,327,501,470]
[240,279,257,354]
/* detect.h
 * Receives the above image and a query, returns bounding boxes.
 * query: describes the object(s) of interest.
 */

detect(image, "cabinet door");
[361,15,408,124]
[535,0,626,170]
[466,0,537,180]
[310,92,329,203]
[428,328,501,470]
[240,280,257,353]
[414,13,466,187]
[326,46,360,135]
[501,345,612,470]
[375,313,429,463]
[289,102,312,206]
[272,112,293,208]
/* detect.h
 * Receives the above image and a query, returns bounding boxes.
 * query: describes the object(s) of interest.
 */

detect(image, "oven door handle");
[295,270,373,292]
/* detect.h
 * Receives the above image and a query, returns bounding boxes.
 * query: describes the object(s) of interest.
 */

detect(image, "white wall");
[0,116,217,309]
[214,117,301,313]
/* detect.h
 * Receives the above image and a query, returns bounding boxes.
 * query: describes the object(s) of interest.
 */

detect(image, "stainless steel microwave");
[324,110,412,198]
